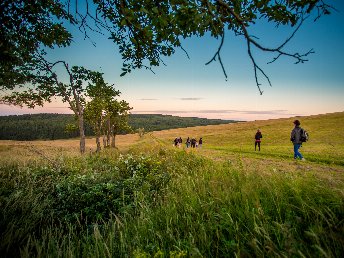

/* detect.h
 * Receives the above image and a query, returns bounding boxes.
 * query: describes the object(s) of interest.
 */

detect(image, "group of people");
[254,119,306,160]
[174,137,203,148]
[173,120,306,160]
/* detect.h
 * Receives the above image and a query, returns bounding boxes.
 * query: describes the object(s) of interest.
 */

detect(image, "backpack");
[300,128,309,142]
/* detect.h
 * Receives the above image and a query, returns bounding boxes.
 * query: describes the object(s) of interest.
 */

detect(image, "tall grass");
[1,147,343,257]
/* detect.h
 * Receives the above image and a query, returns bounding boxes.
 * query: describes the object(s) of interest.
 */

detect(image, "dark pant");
[293,144,303,159]
[255,141,261,151]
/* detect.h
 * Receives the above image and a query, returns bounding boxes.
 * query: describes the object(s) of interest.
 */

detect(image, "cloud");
[133,110,190,114]
[198,110,233,114]
[138,98,158,101]
[240,110,290,115]
[179,98,203,101]
[196,109,293,115]
[132,109,298,116]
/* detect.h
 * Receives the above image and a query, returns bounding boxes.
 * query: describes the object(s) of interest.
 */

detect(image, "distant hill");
[0,113,236,140]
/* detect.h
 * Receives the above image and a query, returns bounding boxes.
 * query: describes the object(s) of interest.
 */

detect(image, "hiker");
[198,137,203,148]
[178,137,182,147]
[290,119,305,161]
[254,129,262,151]
[186,137,191,148]
[191,138,196,148]
[174,137,179,147]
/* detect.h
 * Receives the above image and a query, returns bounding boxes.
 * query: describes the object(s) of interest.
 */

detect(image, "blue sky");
[1,1,344,121]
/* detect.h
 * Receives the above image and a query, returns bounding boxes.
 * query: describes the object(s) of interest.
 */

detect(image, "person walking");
[178,137,182,147]
[254,129,262,151]
[174,137,179,147]
[186,137,191,148]
[198,137,203,148]
[191,138,196,148]
[290,120,305,161]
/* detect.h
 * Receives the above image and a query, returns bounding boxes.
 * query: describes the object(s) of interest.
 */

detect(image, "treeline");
[0,113,236,140]
[0,114,93,141]
[129,114,236,132]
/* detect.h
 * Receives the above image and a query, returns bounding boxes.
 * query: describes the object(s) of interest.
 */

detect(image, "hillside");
[0,112,343,257]
[145,111,344,166]
[1,112,343,166]
[0,113,235,140]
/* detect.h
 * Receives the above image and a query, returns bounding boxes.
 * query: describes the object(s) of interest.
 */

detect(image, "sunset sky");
[1,1,343,121]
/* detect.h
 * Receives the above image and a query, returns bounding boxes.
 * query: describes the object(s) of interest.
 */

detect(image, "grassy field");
[0,112,343,257]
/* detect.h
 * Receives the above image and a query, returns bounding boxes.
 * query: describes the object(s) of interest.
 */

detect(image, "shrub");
[52,154,171,224]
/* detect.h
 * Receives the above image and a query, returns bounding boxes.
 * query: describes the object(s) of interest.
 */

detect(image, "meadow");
[0,112,343,257]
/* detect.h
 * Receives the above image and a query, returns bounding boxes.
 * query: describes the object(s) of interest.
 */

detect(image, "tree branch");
[216,0,315,94]
[205,30,228,80]
[38,56,78,114]
[68,0,111,46]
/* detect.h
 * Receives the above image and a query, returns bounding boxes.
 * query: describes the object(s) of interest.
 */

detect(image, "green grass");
[193,112,344,166]
[1,113,344,257]
[1,150,343,257]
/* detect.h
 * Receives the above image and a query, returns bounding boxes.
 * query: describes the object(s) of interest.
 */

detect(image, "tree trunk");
[78,114,86,154]
[111,134,116,148]
[103,134,107,148]
[106,119,111,147]
[96,136,101,152]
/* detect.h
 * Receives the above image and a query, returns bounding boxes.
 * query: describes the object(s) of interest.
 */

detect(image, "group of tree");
[0,113,235,141]
[0,0,333,153]
[83,76,132,152]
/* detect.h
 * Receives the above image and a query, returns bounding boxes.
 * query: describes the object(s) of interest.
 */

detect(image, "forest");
[0,113,235,140]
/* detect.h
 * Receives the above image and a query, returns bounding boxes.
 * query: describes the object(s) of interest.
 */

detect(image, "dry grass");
[0,134,141,164]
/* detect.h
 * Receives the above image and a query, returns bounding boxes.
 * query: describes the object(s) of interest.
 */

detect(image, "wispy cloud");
[179,98,203,101]
[138,98,158,101]
[241,110,290,115]
[198,109,292,115]
[133,110,189,114]
[132,109,298,116]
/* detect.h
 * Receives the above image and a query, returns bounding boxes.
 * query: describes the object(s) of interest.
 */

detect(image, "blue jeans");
[294,144,303,159]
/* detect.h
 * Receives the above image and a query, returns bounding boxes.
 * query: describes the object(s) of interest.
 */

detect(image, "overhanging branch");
[214,0,317,94]
[205,30,228,80]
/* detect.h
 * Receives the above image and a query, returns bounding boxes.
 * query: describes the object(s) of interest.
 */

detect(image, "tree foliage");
[0,0,74,89]
[2,63,115,153]
[1,0,333,95]
[84,78,132,151]
[90,0,332,93]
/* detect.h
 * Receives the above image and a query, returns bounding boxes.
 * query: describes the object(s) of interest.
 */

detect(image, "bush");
[0,153,171,256]
[52,154,171,224]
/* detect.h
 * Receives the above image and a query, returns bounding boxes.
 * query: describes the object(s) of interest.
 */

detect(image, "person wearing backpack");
[290,119,305,161]
[254,129,263,151]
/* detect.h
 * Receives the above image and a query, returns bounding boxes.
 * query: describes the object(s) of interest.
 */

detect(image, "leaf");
[120,19,127,26]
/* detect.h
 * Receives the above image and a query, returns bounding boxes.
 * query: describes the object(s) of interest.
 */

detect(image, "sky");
[1,1,344,121]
